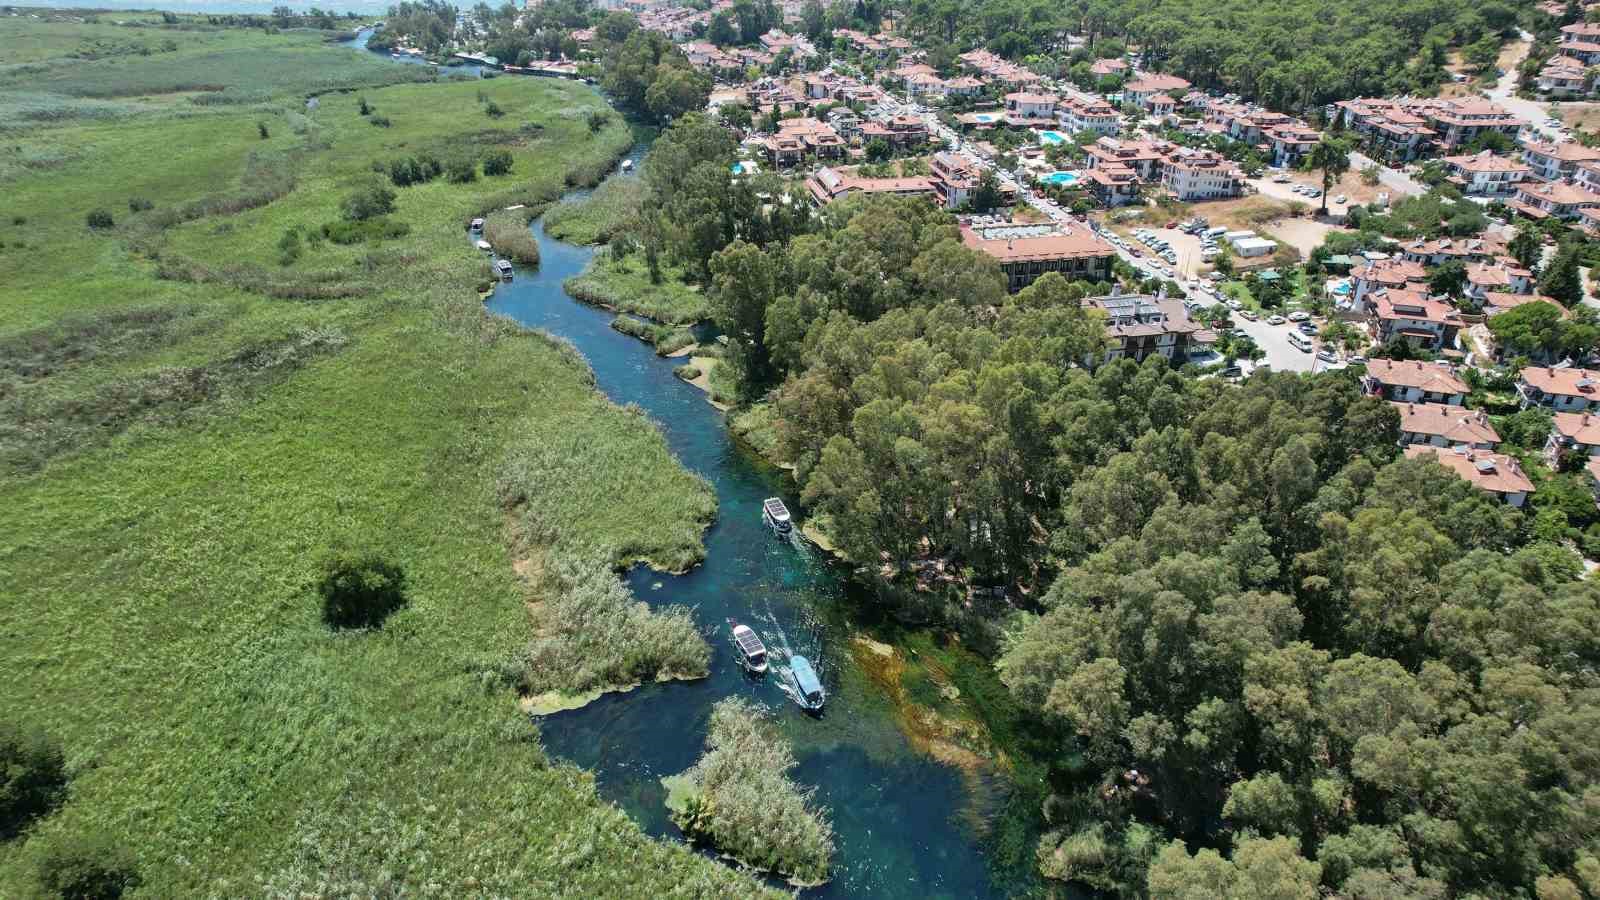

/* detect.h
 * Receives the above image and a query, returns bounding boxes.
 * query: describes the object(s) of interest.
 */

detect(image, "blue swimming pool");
[972,112,1000,123]
[1043,170,1081,186]
[1038,130,1067,144]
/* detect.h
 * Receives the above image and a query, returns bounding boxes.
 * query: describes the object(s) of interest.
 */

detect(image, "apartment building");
[959,222,1117,291]
[1441,150,1529,196]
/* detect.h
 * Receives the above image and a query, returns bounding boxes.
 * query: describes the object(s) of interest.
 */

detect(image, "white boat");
[469,217,485,233]
[731,623,768,675]
[786,656,825,712]
[620,158,633,172]
[761,497,792,535]
[495,259,513,279]
[475,239,492,252]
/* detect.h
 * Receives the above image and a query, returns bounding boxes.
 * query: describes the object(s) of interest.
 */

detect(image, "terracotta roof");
[1443,150,1529,174]
[1394,402,1501,446]
[1369,289,1457,325]
[1522,139,1600,163]
[1364,359,1469,395]
[1484,292,1564,316]
[960,224,1116,263]
[1554,411,1600,446]
[1405,446,1534,495]
[1520,365,1600,398]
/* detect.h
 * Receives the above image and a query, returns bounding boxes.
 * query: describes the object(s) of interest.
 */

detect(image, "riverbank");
[0,20,762,896]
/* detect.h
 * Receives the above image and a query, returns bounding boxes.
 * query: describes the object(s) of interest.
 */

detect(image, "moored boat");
[469,217,485,233]
[620,158,633,172]
[731,623,768,675]
[761,497,792,535]
[786,656,825,712]
[495,259,513,280]
[475,239,492,252]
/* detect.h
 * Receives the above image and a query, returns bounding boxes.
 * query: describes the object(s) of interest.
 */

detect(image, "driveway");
[1234,316,1317,373]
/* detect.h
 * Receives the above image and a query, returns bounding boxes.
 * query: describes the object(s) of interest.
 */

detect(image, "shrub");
[587,109,609,132]
[482,149,513,177]
[357,96,370,116]
[0,724,67,839]
[315,550,407,629]
[664,698,834,885]
[484,99,504,118]
[36,835,140,899]
[339,182,395,221]
[369,115,391,128]
[126,197,152,213]
[257,121,269,140]
[320,217,410,245]
[674,364,701,381]
[277,228,301,265]
[446,158,477,184]
[85,209,114,229]
[386,153,443,187]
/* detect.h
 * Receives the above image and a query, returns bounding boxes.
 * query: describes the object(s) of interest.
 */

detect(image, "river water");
[349,33,1020,896]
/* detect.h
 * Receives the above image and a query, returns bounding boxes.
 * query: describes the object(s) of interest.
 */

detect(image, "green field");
[0,15,765,898]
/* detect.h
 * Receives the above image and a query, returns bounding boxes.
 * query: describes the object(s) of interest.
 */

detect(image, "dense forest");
[602,107,1600,895]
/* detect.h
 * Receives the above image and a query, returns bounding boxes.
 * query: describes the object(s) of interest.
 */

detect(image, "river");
[351,33,1026,897]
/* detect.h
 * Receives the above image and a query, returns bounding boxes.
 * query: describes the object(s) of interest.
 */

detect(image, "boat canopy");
[763,497,791,523]
[734,626,766,658]
[789,656,823,704]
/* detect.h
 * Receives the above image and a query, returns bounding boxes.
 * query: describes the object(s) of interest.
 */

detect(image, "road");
[1487,33,1563,142]
[1347,151,1427,199]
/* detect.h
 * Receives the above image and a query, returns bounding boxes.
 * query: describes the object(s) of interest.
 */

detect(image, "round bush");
[316,551,407,629]
[1,723,67,839]
[36,835,140,899]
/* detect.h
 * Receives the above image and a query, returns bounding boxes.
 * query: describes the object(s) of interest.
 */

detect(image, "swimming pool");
[972,113,1000,123]
[1038,130,1067,144]
[1043,170,1081,186]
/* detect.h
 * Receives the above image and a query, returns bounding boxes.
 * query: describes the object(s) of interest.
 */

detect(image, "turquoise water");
[482,150,1030,898]
[973,113,1001,123]
[1037,130,1067,144]
[1043,171,1081,186]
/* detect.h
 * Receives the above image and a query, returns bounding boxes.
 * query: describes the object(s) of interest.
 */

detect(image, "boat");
[786,656,826,712]
[474,239,492,252]
[495,259,513,280]
[730,623,768,675]
[620,158,633,172]
[761,497,792,535]
[469,217,485,233]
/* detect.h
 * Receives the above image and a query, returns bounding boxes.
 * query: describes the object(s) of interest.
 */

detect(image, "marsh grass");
[543,175,643,245]
[483,208,539,266]
[0,25,754,896]
[564,254,708,324]
[665,697,836,886]
[609,314,695,355]
[519,551,710,700]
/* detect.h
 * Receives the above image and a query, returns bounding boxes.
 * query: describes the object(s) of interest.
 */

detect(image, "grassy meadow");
[0,13,764,898]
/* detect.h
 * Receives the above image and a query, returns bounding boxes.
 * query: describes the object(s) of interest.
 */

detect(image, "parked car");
[1333,194,1346,204]
[1227,299,1243,310]
[1266,314,1287,325]
[1316,349,1339,364]
[1239,309,1259,321]
[1287,310,1310,322]
[1298,322,1318,334]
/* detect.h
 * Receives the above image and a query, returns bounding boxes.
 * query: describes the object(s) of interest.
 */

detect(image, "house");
[1086,292,1214,364]
[1081,164,1141,207]
[1441,150,1529,196]
[1538,55,1597,97]
[1084,136,1167,180]
[1518,366,1600,412]
[1363,359,1470,404]
[860,115,927,149]
[1122,74,1191,111]
[1484,292,1563,318]
[1059,94,1122,136]
[1265,124,1321,168]
[1509,180,1600,221]
[1331,98,1434,163]
[762,118,844,164]
[1145,93,1177,118]
[804,166,937,205]
[1365,288,1461,351]
[1394,402,1501,449]
[1353,258,1429,305]
[1558,22,1600,65]
[1089,57,1129,78]
[1404,446,1534,506]
[1546,411,1600,465]
[1421,98,1525,152]
[1004,92,1057,124]
[1519,139,1600,182]
[1160,148,1243,201]
[929,151,1005,209]
[1400,236,1506,267]
[1464,259,1534,299]
[959,221,1117,291]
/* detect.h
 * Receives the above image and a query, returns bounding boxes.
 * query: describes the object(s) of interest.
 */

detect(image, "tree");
[864,138,891,162]
[1509,225,1542,270]
[36,835,141,900]
[85,209,114,229]
[971,169,1004,212]
[708,240,780,392]
[340,182,395,221]
[316,550,407,629]
[1542,244,1583,305]
[645,65,711,124]
[1308,136,1351,217]
[482,149,514,176]
[0,724,66,839]
[1426,260,1466,298]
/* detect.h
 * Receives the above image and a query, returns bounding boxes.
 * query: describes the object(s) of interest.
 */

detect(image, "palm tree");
[1308,136,1352,217]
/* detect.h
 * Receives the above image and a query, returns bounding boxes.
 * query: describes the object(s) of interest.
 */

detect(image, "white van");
[1287,331,1313,352]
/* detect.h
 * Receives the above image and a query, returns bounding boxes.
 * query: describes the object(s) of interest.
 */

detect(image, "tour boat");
[730,623,769,675]
[495,259,513,280]
[475,239,492,252]
[786,656,826,712]
[620,158,633,172]
[761,497,792,535]
[469,217,485,233]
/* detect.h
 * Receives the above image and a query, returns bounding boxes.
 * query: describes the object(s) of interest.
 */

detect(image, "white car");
[1333,194,1346,204]
[1288,311,1310,322]
[1266,315,1287,325]
[1227,299,1243,310]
